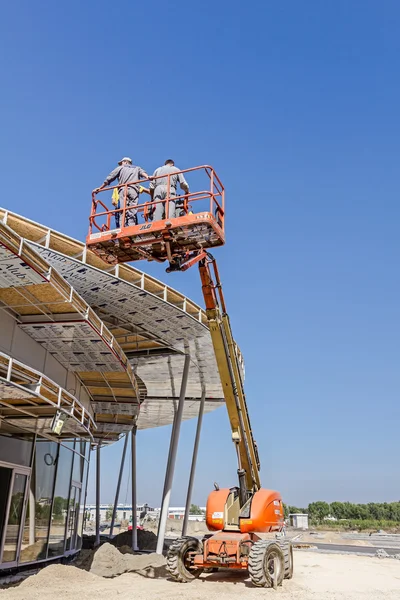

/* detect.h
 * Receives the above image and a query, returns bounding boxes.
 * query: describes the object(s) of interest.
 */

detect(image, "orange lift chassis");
[86,166,293,588]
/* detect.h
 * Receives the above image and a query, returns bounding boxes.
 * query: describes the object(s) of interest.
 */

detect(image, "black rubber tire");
[166,536,204,583]
[248,540,285,588]
[278,539,294,579]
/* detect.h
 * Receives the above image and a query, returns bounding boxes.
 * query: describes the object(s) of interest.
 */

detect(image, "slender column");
[156,354,190,554]
[29,487,35,545]
[131,426,138,551]
[182,389,206,536]
[109,433,129,538]
[95,445,101,547]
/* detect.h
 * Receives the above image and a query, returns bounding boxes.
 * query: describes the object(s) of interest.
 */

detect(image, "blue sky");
[0,1,399,508]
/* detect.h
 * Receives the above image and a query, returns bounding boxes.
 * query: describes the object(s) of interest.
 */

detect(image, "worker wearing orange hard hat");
[95,157,149,227]
[149,159,189,221]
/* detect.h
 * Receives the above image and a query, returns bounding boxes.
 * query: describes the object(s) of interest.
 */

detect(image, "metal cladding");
[0,208,232,439]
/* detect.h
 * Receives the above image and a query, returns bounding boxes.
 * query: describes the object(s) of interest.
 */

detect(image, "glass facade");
[0,436,90,568]
[20,441,58,563]
[47,443,74,558]
[76,445,90,550]
[3,473,27,563]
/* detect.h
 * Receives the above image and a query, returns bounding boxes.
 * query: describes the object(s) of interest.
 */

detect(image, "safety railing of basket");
[88,165,225,235]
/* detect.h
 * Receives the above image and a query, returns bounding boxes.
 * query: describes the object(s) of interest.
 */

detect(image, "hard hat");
[118,157,132,165]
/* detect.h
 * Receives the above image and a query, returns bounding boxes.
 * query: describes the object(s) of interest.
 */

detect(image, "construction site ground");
[1,544,399,600]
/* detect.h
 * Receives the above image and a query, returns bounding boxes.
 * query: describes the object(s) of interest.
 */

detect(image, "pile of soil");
[73,549,95,571]
[82,528,159,551]
[90,543,167,579]
[110,529,158,551]
[10,564,99,599]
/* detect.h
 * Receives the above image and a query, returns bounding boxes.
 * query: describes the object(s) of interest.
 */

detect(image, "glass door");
[0,466,29,566]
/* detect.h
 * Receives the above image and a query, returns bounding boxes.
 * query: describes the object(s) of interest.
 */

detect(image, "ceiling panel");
[137,398,224,429]
[96,423,133,433]
[20,321,125,372]
[30,247,207,348]
[91,402,139,416]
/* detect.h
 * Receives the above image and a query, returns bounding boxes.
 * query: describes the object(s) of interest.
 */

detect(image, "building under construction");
[0,165,291,589]
[0,207,227,571]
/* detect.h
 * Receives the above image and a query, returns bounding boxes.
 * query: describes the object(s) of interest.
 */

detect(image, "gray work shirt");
[104,164,147,192]
[150,165,189,192]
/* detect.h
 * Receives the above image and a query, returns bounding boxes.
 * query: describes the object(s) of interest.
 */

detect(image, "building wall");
[0,310,92,414]
[291,514,309,529]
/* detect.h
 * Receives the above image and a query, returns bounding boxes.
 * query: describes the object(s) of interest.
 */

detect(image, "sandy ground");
[1,550,400,600]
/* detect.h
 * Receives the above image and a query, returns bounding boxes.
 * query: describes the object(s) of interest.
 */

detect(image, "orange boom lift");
[86,166,293,588]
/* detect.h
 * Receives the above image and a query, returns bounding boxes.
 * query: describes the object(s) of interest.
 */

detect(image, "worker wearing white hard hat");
[95,158,149,227]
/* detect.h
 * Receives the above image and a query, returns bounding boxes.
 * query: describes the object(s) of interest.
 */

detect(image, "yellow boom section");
[200,258,261,493]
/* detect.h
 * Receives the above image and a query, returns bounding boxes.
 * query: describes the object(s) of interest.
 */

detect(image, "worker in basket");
[95,157,149,227]
[149,159,190,220]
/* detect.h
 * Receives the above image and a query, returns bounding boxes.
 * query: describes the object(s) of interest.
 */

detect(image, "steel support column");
[182,388,206,536]
[156,354,190,554]
[110,433,129,538]
[95,445,101,547]
[131,426,138,551]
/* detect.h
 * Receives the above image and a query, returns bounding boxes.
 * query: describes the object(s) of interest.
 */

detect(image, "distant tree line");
[283,501,400,524]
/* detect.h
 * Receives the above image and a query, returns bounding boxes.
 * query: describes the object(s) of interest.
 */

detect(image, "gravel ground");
[1,550,399,600]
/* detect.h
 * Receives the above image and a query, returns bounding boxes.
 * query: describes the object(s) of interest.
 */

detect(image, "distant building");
[168,507,206,521]
[84,504,206,524]
[289,513,309,529]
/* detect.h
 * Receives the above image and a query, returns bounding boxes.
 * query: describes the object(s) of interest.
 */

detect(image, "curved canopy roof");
[0,209,241,436]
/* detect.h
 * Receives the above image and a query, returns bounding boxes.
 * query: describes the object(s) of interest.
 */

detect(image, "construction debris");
[375,549,400,560]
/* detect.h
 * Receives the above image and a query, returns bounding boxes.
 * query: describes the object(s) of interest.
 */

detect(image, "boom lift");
[86,167,293,588]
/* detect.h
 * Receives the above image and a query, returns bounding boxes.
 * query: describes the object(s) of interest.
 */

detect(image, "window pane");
[0,467,13,561]
[20,440,58,564]
[2,473,27,563]
[71,449,82,483]
[47,444,73,558]
[65,486,80,551]
[0,433,33,467]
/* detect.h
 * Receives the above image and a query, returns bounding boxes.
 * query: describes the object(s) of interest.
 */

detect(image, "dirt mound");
[118,545,134,555]
[17,564,99,592]
[73,549,95,571]
[90,543,167,579]
[90,543,128,577]
[110,528,158,551]
[82,528,159,551]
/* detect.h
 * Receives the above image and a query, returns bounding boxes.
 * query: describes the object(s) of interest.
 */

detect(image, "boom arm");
[198,253,261,500]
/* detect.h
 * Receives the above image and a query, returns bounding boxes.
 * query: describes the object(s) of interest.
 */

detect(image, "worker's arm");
[138,167,150,180]
[94,166,121,193]
[139,186,151,195]
[178,172,189,194]
[149,169,158,192]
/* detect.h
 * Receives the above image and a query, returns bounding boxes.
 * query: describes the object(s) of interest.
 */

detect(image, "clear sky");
[0,1,399,508]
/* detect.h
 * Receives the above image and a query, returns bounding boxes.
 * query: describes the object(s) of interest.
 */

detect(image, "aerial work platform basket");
[86,165,225,268]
